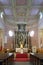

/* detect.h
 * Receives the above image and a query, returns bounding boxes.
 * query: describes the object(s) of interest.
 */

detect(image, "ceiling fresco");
[0,0,43,25]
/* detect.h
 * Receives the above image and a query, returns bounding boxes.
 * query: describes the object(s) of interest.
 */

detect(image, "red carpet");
[16,53,28,58]
[14,53,30,62]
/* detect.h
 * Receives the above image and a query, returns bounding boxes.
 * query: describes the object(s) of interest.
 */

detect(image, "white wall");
[38,13,43,48]
[38,12,43,29]
[0,15,5,49]
[0,16,5,29]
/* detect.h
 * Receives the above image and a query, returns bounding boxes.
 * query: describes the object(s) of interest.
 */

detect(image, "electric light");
[1,12,4,18]
[29,30,34,37]
[39,12,42,19]
[8,30,14,37]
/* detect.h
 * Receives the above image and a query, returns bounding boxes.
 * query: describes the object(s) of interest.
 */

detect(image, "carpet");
[14,53,30,62]
[16,53,28,58]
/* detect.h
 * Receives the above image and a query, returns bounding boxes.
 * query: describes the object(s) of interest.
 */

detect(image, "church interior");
[0,0,43,65]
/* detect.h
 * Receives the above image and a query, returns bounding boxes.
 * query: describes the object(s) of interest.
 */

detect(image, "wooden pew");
[0,53,14,65]
[30,53,43,65]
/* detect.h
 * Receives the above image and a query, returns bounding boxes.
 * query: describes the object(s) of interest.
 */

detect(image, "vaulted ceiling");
[0,0,43,26]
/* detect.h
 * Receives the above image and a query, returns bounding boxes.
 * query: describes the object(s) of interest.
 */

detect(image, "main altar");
[15,24,32,53]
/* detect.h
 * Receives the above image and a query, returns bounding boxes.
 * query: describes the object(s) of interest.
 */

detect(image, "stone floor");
[12,62,34,65]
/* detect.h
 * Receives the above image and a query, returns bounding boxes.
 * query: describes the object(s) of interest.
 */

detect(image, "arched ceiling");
[0,0,43,25]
